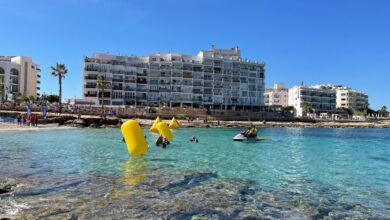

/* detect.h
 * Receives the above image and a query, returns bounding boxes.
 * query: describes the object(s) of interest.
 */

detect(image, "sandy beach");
[0,122,74,132]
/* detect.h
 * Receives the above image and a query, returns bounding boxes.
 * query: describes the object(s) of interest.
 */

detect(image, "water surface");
[0,127,389,219]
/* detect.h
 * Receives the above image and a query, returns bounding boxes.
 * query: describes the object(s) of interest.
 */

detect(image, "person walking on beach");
[17,114,22,127]
[22,115,27,126]
[41,105,47,125]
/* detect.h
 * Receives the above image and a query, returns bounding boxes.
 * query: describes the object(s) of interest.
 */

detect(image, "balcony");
[84,76,98,80]
[112,78,123,82]
[84,85,96,89]
[172,73,183,78]
[193,83,203,87]
[84,93,97,97]
[160,73,171,77]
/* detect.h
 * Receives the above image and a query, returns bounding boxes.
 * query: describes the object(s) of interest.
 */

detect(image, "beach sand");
[0,122,74,132]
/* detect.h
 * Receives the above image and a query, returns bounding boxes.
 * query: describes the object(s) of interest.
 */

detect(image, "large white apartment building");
[0,56,41,101]
[264,83,288,107]
[83,46,265,110]
[334,86,368,109]
[288,84,337,117]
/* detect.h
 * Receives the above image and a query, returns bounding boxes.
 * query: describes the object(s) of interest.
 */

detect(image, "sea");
[0,127,389,219]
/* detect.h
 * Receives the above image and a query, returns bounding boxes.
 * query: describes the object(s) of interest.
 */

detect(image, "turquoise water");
[1,127,389,218]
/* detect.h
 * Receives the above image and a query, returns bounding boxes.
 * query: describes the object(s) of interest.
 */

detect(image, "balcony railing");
[84,93,97,97]
[84,76,98,80]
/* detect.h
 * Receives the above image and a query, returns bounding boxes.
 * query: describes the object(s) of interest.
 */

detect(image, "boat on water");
[233,133,272,141]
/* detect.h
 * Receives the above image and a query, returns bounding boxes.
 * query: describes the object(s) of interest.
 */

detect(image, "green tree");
[96,74,110,118]
[302,103,313,116]
[47,95,60,103]
[51,63,68,107]
[28,95,35,102]
[378,106,388,117]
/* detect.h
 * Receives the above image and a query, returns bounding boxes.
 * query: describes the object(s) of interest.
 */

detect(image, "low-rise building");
[0,56,41,101]
[264,83,288,107]
[288,84,337,117]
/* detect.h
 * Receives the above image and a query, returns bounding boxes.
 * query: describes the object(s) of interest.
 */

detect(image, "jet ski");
[233,128,272,142]
[233,133,257,141]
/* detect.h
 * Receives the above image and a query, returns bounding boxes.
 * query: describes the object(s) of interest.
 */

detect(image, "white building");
[264,83,288,107]
[334,86,368,110]
[0,56,41,101]
[288,84,337,117]
[83,46,265,110]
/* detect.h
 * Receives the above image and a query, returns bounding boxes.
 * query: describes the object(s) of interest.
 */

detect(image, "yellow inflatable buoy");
[121,120,148,156]
[168,117,180,129]
[149,116,162,133]
[156,122,173,142]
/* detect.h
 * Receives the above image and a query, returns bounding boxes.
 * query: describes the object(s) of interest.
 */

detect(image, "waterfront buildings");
[334,86,368,110]
[83,46,265,110]
[288,84,337,117]
[0,56,41,101]
[288,84,369,117]
[264,83,288,107]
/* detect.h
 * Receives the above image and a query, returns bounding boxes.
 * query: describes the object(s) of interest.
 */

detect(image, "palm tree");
[51,63,68,108]
[96,74,109,118]
[302,103,313,117]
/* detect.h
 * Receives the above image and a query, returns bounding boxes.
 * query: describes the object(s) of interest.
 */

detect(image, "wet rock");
[0,184,13,194]
[89,123,99,128]
[0,179,17,194]
[46,116,77,125]
[64,119,86,127]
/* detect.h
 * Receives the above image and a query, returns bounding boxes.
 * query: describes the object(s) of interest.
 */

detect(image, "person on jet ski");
[244,127,257,138]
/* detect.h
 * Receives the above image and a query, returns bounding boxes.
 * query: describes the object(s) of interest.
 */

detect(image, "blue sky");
[1,0,389,109]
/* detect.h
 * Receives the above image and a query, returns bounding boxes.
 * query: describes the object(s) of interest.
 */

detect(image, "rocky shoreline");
[1,110,389,129]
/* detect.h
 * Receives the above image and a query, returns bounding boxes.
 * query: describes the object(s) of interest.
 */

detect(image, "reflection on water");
[120,157,148,186]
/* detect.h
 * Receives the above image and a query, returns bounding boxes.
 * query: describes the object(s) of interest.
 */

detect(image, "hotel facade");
[334,86,368,110]
[264,83,289,107]
[0,56,41,101]
[83,46,265,110]
[288,84,337,117]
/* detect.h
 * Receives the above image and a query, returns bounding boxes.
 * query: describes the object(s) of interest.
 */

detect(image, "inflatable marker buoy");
[150,116,162,133]
[168,117,180,129]
[121,120,148,156]
[156,122,173,142]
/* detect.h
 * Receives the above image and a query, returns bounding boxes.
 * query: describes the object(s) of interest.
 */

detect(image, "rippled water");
[0,127,389,219]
